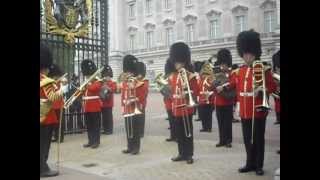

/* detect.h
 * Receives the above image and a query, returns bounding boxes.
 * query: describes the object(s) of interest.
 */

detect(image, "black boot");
[171,155,185,161]
[40,170,59,177]
[255,168,264,176]
[186,157,194,164]
[238,165,256,173]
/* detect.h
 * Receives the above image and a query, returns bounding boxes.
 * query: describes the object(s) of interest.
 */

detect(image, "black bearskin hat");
[136,61,146,77]
[216,48,232,67]
[169,42,191,65]
[40,43,53,70]
[164,58,175,76]
[236,29,262,59]
[194,61,205,73]
[48,64,63,77]
[81,59,97,76]
[169,42,194,72]
[123,54,138,74]
[272,50,280,71]
[101,64,113,78]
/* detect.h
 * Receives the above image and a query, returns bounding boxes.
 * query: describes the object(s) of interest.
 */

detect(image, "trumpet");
[64,67,104,109]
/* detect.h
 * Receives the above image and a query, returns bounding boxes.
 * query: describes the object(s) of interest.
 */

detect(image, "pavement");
[43,93,280,180]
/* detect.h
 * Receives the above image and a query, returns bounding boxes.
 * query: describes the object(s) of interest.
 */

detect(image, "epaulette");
[188,72,197,80]
[231,68,239,75]
[263,64,272,72]
[40,75,55,88]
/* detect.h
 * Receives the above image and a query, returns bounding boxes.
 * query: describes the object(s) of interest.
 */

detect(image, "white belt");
[82,96,100,100]
[173,94,184,99]
[200,91,213,95]
[40,99,48,103]
[239,92,254,97]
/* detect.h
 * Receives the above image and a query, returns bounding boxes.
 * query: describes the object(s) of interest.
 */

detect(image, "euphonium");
[252,61,270,110]
[155,73,171,98]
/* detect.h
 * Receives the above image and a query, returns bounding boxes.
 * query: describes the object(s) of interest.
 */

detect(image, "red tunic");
[198,75,214,105]
[102,80,117,108]
[40,73,58,125]
[214,72,235,106]
[164,98,172,110]
[52,83,64,110]
[82,80,103,113]
[229,65,277,119]
[169,72,200,117]
[121,80,148,115]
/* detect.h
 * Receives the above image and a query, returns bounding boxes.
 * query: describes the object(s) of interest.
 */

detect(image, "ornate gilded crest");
[44,0,92,45]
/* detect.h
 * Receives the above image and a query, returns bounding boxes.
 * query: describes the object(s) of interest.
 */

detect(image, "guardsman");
[272,50,280,125]
[136,61,149,138]
[48,64,65,143]
[121,55,144,155]
[198,61,214,132]
[40,43,62,177]
[193,61,204,122]
[81,60,103,149]
[168,42,199,164]
[231,64,241,123]
[213,49,236,148]
[100,65,117,135]
[218,30,277,176]
[162,59,176,142]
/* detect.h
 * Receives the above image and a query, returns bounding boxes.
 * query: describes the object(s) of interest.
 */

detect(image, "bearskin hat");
[101,64,113,78]
[272,50,280,71]
[169,42,194,72]
[169,42,191,65]
[194,61,205,73]
[236,29,262,59]
[48,64,63,77]
[216,48,232,67]
[123,54,138,74]
[40,43,53,70]
[81,59,97,76]
[164,58,175,76]
[136,61,146,77]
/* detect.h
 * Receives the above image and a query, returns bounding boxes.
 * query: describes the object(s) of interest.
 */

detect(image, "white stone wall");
[108,0,280,82]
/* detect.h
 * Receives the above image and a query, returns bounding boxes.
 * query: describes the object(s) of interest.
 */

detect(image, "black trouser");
[241,118,266,169]
[102,107,113,133]
[199,104,214,130]
[52,109,65,142]
[125,114,143,153]
[40,124,54,174]
[174,115,194,158]
[85,112,101,145]
[216,105,233,144]
[167,110,176,139]
[276,112,280,122]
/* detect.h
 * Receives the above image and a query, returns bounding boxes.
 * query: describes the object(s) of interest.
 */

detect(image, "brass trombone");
[122,74,143,138]
[174,67,196,138]
[64,67,104,109]
[252,61,270,143]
